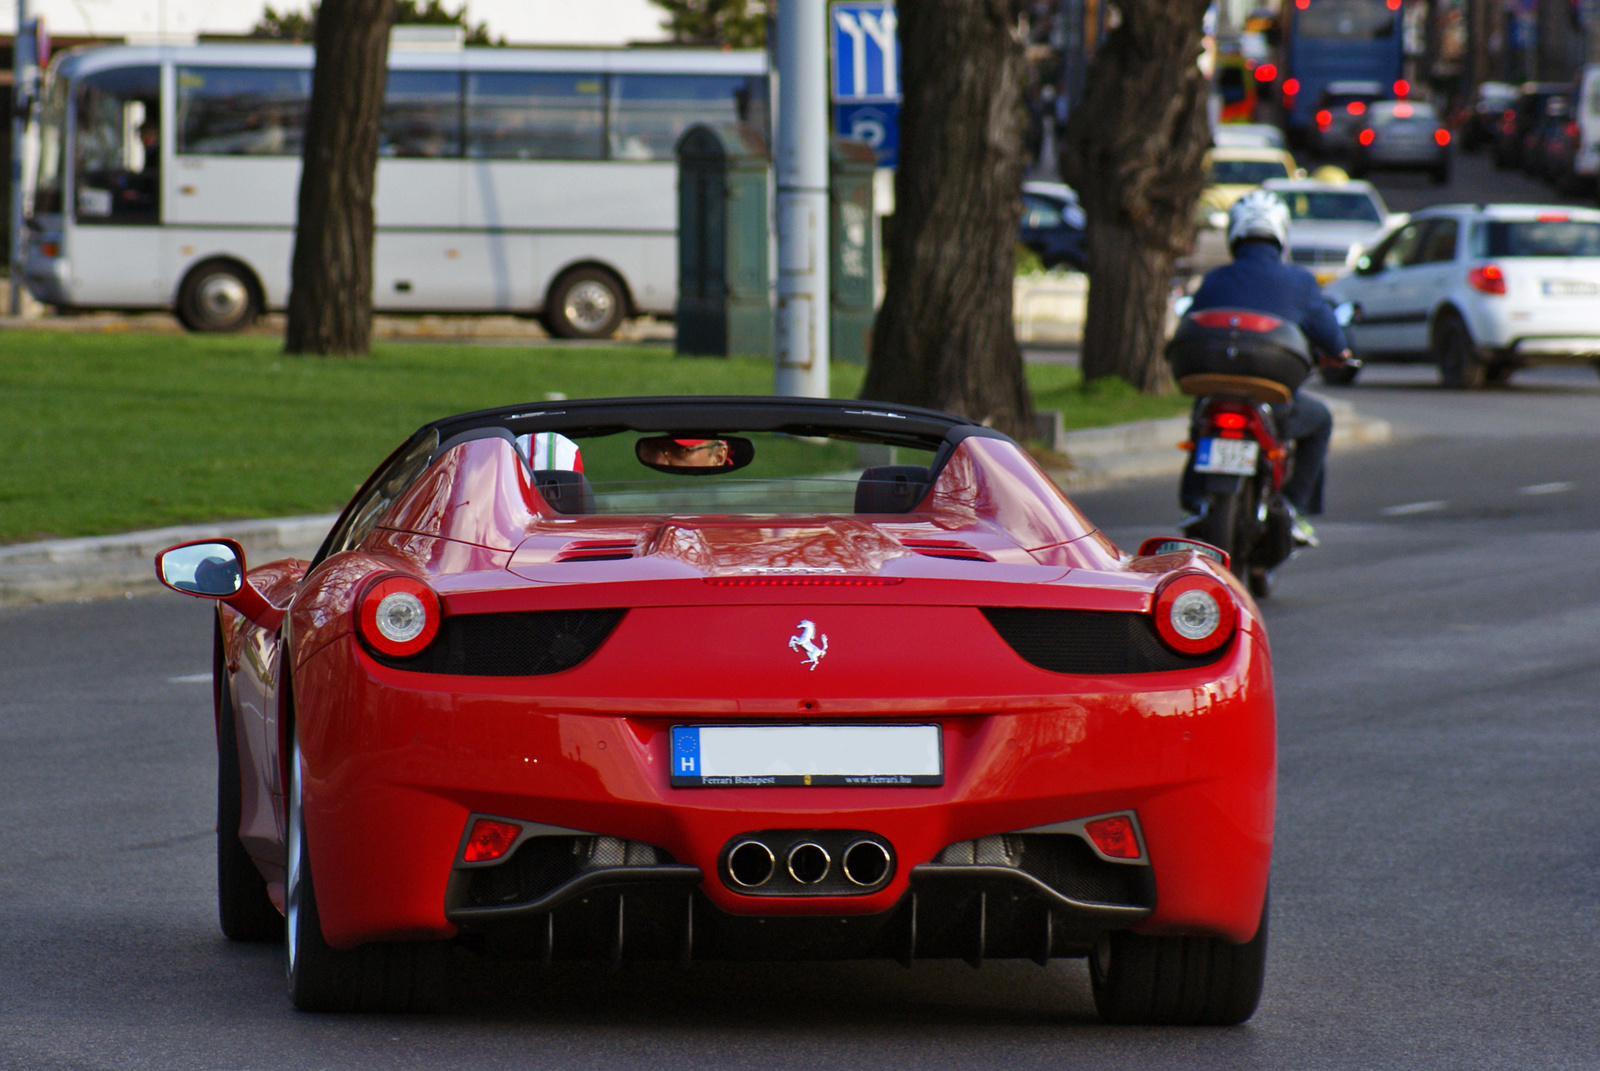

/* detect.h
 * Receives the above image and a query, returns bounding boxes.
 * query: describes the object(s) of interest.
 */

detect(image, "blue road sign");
[834,102,899,169]
[831,2,900,103]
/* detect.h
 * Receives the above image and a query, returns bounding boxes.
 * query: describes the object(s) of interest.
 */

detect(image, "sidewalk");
[0,401,1392,608]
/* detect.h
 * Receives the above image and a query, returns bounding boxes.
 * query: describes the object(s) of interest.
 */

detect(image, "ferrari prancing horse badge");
[788,619,829,670]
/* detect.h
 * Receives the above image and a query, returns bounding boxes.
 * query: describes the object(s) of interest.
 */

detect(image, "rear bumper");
[1510,337,1600,359]
[291,628,1276,954]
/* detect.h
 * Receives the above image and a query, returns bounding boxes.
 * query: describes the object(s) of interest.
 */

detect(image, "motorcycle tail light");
[1435,128,1451,146]
[1359,128,1376,146]
[1213,412,1249,430]
[1153,574,1238,656]
[463,818,522,863]
[1467,263,1507,295]
[1084,816,1142,860]
[358,574,441,657]
[1190,310,1282,332]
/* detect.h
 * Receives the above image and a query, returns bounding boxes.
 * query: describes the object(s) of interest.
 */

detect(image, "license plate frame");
[670,723,944,788]
[1542,279,1599,297]
[1194,437,1260,476]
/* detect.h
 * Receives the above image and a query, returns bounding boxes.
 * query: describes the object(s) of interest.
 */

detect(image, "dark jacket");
[1190,241,1347,356]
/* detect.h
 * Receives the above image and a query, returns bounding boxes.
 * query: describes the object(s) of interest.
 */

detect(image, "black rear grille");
[982,607,1227,674]
[934,833,1155,908]
[369,608,626,675]
[463,835,672,909]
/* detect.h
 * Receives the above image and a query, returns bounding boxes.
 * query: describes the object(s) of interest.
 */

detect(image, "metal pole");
[9,0,31,315]
[773,0,829,398]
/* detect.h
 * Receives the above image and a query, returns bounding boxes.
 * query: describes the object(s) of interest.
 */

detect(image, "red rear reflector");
[1191,310,1283,332]
[1467,263,1507,295]
[1347,101,1366,116]
[1359,128,1376,146]
[1316,110,1332,127]
[703,576,902,586]
[1537,213,1569,222]
[1282,78,1300,97]
[1394,79,1410,96]
[463,819,521,863]
[1213,412,1249,430]
[1435,128,1451,146]
[1254,63,1277,83]
[1084,816,1142,860]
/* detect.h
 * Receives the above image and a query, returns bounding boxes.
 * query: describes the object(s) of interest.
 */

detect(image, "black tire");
[217,634,283,943]
[1248,566,1272,599]
[1484,361,1516,386]
[176,260,260,333]
[544,267,627,339]
[1317,363,1360,386]
[1193,486,1255,583]
[1434,310,1486,389]
[286,725,445,1012]
[1090,895,1269,1026]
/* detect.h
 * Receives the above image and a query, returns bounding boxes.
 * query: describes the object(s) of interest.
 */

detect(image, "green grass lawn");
[0,331,1187,543]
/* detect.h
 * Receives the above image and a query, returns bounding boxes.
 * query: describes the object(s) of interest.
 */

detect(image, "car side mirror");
[1136,537,1230,569]
[155,538,284,630]
[1333,301,1356,326]
[1355,254,1380,275]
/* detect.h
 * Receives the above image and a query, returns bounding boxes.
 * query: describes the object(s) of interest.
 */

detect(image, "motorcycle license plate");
[1194,438,1260,475]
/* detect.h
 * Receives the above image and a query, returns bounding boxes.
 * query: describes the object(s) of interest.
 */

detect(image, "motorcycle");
[1164,301,1357,598]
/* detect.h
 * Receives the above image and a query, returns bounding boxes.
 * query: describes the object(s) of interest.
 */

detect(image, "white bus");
[22,40,767,336]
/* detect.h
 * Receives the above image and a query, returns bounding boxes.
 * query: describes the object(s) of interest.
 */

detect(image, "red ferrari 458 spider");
[156,396,1274,1023]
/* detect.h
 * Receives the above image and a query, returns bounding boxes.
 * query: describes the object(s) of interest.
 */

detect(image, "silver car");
[1350,100,1452,184]
[1262,178,1392,286]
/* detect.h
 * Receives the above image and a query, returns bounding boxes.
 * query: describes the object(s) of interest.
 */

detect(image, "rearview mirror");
[156,540,244,597]
[635,435,754,475]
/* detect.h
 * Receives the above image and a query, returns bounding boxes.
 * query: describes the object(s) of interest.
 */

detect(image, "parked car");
[1349,100,1451,184]
[1019,181,1087,271]
[1324,204,1600,387]
[1309,79,1386,156]
[1460,80,1518,151]
[1261,177,1391,285]
[153,396,1277,1021]
[1521,93,1572,180]
[1493,82,1569,169]
[1574,65,1600,193]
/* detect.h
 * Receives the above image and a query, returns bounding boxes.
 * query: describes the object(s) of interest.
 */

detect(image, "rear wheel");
[1434,311,1487,389]
[217,660,282,942]
[1090,895,1269,1026]
[1193,483,1256,582]
[176,260,259,333]
[286,725,444,1012]
[544,267,626,339]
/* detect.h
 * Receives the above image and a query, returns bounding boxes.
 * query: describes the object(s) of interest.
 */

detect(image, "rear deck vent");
[366,608,627,676]
[901,538,995,562]
[982,607,1228,674]
[553,540,638,563]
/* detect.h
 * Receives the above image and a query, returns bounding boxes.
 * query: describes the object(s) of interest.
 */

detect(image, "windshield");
[1209,158,1292,185]
[1277,190,1382,224]
[1297,0,1396,40]
[1474,220,1600,258]
[32,68,69,215]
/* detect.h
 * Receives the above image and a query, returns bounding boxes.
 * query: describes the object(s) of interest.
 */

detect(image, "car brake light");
[1359,128,1376,145]
[1537,212,1569,222]
[1190,310,1283,331]
[1282,78,1300,97]
[1567,122,1580,139]
[1435,128,1451,146]
[1467,263,1507,295]
[1394,103,1413,118]
[1316,109,1332,127]
[358,574,441,657]
[462,818,522,863]
[1153,573,1238,656]
[1294,0,1308,9]
[1394,79,1410,97]
[1254,63,1277,83]
[1084,816,1142,860]
[1347,101,1366,116]
[1386,0,1401,8]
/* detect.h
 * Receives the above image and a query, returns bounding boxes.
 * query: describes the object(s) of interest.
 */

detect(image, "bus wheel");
[545,268,626,340]
[177,261,260,333]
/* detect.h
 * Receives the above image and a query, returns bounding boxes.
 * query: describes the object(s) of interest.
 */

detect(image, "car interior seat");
[533,469,595,515]
[854,465,931,514]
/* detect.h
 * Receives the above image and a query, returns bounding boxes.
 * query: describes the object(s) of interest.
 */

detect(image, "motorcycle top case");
[1165,309,1313,400]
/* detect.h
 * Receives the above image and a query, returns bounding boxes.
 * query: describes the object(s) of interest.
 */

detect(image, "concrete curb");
[0,398,1392,608]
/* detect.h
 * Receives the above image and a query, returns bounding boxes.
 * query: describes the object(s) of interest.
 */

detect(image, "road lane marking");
[169,673,211,683]
[1519,482,1573,495]
[1380,501,1447,516]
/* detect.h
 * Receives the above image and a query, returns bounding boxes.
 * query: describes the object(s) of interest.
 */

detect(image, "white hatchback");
[1324,204,1600,387]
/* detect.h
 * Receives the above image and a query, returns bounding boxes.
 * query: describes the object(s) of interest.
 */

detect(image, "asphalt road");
[2,362,1597,1070]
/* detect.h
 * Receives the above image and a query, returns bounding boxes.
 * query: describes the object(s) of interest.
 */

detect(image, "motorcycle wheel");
[1193,486,1256,583]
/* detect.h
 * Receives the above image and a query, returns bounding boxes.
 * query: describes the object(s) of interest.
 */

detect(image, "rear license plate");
[670,724,943,787]
[1194,438,1260,475]
[1542,279,1599,297]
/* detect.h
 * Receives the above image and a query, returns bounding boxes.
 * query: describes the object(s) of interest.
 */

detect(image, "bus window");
[74,66,160,225]
[381,70,462,159]
[33,71,68,215]
[607,74,768,160]
[1297,0,1395,39]
[177,67,310,156]
[465,71,605,160]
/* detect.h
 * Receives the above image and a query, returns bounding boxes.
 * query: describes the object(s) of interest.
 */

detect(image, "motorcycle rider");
[1180,189,1355,547]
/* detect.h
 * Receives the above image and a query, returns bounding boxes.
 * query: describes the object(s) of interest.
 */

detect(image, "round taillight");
[1153,574,1238,656]
[358,575,441,658]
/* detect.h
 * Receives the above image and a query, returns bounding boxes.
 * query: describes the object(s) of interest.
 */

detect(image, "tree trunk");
[285,0,396,356]
[1060,0,1211,393]
[860,0,1032,440]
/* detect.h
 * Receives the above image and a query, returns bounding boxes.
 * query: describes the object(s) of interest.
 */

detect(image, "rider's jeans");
[1180,390,1333,515]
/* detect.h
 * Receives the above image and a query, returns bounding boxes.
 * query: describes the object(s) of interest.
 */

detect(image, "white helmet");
[1226,189,1290,255]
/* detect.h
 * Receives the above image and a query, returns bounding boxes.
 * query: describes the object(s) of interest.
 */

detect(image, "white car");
[1323,204,1600,387]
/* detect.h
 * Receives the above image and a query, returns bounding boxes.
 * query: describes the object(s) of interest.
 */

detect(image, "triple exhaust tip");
[727,838,892,889]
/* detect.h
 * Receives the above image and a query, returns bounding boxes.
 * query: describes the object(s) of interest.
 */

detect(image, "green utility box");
[675,124,772,357]
[829,138,878,366]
